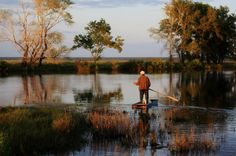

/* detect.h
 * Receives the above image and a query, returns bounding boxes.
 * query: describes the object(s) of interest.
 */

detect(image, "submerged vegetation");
[0,106,224,155]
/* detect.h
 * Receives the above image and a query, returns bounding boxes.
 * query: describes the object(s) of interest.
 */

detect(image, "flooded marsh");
[0,71,235,155]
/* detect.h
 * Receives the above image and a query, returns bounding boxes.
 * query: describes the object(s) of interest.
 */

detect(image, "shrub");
[0,107,88,155]
[186,59,203,70]
[152,60,165,72]
[173,62,184,71]
[0,132,4,151]
[117,61,143,73]
[0,61,9,73]
[52,113,73,133]
[97,62,112,73]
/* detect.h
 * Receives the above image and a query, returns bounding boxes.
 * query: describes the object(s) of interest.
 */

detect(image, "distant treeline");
[1,58,233,75]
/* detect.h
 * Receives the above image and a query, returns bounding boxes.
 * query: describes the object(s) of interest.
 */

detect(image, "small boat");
[132,99,158,109]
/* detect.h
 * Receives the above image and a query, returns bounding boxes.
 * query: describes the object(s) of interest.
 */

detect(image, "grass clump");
[88,109,151,147]
[88,110,132,139]
[0,107,88,155]
[169,128,217,153]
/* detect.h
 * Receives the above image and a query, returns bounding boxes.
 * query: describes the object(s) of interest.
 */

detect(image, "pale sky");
[0,0,235,58]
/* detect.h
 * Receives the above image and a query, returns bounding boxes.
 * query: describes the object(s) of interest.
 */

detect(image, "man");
[134,70,151,104]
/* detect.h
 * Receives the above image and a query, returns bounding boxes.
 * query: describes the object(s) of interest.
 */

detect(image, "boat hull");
[132,99,158,109]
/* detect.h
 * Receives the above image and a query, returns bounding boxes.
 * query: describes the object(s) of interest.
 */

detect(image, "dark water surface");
[0,71,236,155]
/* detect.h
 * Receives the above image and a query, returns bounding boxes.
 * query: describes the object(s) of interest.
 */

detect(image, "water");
[0,71,236,155]
[0,73,179,107]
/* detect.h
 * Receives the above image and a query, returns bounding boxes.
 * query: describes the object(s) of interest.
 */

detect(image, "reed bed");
[168,127,217,153]
[0,107,88,155]
[0,106,221,155]
[88,110,131,138]
[88,110,151,147]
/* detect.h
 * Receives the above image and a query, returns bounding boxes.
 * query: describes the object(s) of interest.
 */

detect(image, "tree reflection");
[21,75,64,104]
[176,71,236,108]
[73,74,123,106]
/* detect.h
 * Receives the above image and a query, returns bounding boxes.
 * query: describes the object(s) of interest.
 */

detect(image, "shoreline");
[0,58,235,75]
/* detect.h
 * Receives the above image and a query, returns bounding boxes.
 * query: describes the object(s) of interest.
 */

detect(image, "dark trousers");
[139,89,149,103]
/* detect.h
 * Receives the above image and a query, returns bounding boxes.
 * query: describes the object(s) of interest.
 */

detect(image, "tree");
[46,32,70,59]
[213,6,236,63]
[150,0,236,64]
[72,18,124,68]
[149,0,198,64]
[0,0,73,68]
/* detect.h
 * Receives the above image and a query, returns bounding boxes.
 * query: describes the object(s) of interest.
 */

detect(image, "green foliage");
[0,132,3,151]
[0,61,8,72]
[72,19,124,62]
[186,59,203,70]
[117,60,142,73]
[151,0,236,64]
[0,107,88,155]
[173,62,184,71]
[97,62,113,73]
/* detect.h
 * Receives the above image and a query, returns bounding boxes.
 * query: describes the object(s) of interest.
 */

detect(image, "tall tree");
[149,0,198,64]
[72,18,124,69]
[214,6,236,63]
[0,0,73,68]
[150,0,236,64]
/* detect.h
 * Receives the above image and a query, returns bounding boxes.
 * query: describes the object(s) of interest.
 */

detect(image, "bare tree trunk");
[39,30,48,67]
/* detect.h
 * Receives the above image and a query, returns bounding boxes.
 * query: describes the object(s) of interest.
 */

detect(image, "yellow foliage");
[52,113,73,133]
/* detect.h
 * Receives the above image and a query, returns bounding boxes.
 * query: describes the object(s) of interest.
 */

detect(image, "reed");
[88,110,132,138]
[88,109,152,147]
[169,128,217,152]
[0,107,88,155]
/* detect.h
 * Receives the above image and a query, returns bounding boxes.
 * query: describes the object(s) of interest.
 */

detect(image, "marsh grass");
[169,128,217,153]
[0,107,88,155]
[88,109,151,147]
[0,106,221,155]
[88,110,132,139]
[164,108,220,153]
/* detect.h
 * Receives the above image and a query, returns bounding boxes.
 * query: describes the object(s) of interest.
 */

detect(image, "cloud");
[73,0,166,8]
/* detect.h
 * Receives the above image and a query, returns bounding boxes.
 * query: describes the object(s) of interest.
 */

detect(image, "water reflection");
[0,71,235,109]
[0,72,235,155]
[176,71,236,108]
[73,74,123,106]
[21,75,63,105]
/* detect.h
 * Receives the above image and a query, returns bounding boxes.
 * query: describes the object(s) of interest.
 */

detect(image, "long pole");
[149,88,179,102]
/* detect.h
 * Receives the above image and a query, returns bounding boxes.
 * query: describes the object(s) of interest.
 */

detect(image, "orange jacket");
[136,75,151,90]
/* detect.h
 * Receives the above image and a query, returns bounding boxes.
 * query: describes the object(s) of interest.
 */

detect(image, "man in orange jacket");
[134,71,151,104]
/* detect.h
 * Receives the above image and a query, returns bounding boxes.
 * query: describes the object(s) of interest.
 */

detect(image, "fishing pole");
[149,88,179,102]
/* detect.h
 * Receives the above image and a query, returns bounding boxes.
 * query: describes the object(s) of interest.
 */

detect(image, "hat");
[140,71,145,75]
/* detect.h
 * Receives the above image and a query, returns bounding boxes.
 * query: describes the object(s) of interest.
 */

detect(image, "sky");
[0,0,235,58]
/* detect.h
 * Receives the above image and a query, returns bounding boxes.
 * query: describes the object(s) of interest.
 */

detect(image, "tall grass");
[0,107,88,155]
[0,106,221,155]
[169,128,217,153]
[88,109,151,147]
